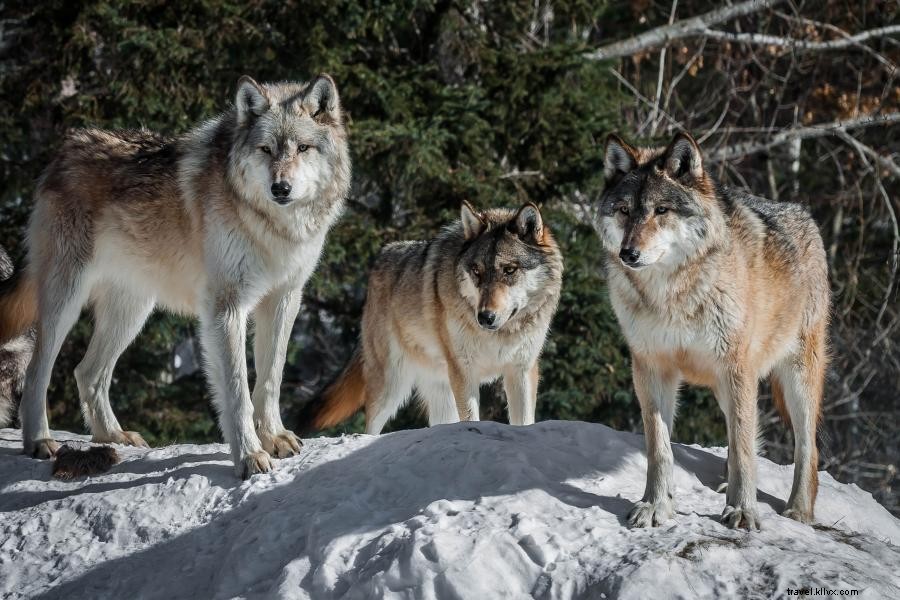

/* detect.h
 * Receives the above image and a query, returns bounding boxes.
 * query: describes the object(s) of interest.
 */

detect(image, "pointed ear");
[461,201,485,240]
[664,132,704,180]
[303,74,341,124]
[512,202,544,243]
[604,134,638,181]
[235,76,269,125]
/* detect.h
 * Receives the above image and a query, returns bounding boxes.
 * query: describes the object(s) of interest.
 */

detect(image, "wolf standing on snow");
[0,75,350,478]
[298,202,563,434]
[598,132,829,529]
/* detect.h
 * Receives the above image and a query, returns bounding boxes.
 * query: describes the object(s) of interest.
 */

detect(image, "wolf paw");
[259,429,302,458]
[25,438,59,459]
[93,430,149,448]
[721,505,760,530]
[238,450,274,479]
[627,499,674,528]
[782,507,813,524]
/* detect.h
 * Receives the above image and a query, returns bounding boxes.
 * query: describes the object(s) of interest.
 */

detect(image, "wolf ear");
[235,76,269,125]
[512,203,544,244]
[303,74,341,124]
[461,201,486,240]
[664,132,704,180]
[604,134,638,181]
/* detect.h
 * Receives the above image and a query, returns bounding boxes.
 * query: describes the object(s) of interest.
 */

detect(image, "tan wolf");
[0,75,351,478]
[598,132,829,529]
[297,202,563,434]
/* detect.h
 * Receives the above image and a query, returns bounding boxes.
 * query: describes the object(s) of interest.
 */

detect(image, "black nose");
[619,247,641,265]
[477,311,498,328]
[271,181,292,199]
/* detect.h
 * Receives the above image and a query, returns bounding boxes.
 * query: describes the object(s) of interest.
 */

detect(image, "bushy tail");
[296,350,367,434]
[770,376,791,428]
[0,269,37,346]
[0,258,37,427]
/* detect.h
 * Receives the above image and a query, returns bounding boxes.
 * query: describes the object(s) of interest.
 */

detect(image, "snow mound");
[1,421,898,599]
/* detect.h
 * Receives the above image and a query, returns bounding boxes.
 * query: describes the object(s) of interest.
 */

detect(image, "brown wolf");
[598,132,829,529]
[298,202,563,434]
[0,75,351,478]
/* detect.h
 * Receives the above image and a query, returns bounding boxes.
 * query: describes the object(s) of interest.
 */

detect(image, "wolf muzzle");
[271,181,292,204]
[619,246,641,266]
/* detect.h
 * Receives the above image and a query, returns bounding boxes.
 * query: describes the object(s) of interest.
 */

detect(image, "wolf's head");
[229,74,346,206]
[455,202,561,331]
[597,132,724,270]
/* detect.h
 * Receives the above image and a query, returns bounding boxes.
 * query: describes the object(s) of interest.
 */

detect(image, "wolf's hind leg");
[418,378,458,427]
[628,355,679,527]
[75,286,153,447]
[364,356,413,435]
[251,286,303,458]
[772,325,825,524]
[21,270,88,458]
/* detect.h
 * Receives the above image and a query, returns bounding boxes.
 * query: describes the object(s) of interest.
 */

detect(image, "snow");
[1,421,898,599]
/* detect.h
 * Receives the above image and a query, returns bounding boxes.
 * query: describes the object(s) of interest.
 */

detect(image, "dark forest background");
[0,0,896,513]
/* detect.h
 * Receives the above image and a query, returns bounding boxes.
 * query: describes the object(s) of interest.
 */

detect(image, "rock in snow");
[1,421,898,599]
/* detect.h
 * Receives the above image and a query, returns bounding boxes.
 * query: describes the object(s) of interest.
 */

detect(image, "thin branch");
[585,0,900,61]
[709,113,900,162]
[698,24,900,52]
[835,130,900,179]
[585,0,782,61]
[645,0,679,136]
[608,68,685,131]
[499,169,543,180]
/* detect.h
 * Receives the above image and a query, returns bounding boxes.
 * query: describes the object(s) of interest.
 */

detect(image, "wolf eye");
[260,146,271,155]
[503,265,518,275]
[471,265,481,277]
[655,206,669,215]
[619,206,629,215]
[297,144,309,153]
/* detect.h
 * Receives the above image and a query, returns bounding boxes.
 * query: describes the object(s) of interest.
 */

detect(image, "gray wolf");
[0,246,34,428]
[297,202,563,434]
[598,131,829,529]
[0,74,351,478]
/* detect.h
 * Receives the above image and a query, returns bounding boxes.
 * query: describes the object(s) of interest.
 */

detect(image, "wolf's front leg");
[719,369,760,530]
[449,366,480,422]
[251,286,303,458]
[502,362,538,426]
[628,355,679,528]
[201,295,271,479]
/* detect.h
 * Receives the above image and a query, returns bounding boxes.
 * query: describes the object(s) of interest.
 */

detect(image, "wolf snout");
[271,181,292,202]
[477,310,499,330]
[619,246,641,266]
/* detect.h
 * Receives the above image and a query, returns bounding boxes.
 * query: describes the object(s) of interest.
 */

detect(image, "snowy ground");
[1,421,898,600]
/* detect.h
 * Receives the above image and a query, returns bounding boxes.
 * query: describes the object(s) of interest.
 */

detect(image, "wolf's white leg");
[200,293,269,479]
[502,362,538,426]
[718,368,761,530]
[628,355,679,527]
[364,355,414,435]
[418,378,459,426]
[449,368,480,422]
[75,287,153,447]
[21,273,88,458]
[251,286,303,458]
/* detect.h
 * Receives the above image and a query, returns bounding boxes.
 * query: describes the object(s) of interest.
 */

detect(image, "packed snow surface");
[1,421,898,599]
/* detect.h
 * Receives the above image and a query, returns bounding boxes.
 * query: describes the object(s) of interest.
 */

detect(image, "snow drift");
[1,421,898,599]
